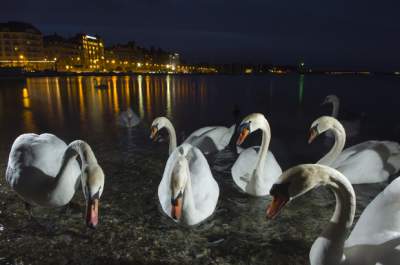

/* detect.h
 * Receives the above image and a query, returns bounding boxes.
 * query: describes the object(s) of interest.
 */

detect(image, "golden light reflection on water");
[138,75,144,118]
[7,75,208,132]
[166,75,172,117]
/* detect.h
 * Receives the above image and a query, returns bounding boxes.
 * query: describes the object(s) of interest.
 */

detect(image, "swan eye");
[270,182,290,197]
[171,190,183,205]
[238,122,251,133]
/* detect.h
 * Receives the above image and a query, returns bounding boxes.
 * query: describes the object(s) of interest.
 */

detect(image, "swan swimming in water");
[231,113,282,196]
[150,116,235,155]
[267,163,400,265]
[322,95,361,139]
[6,133,105,228]
[157,143,219,226]
[308,116,400,184]
[117,108,141,128]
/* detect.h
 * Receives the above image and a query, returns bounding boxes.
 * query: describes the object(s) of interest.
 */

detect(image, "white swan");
[6,133,105,228]
[231,113,282,196]
[117,107,140,128]
[308,116,400,184]
[150,116,235,155]
[158,143,219,226]
[322,95,360,139]
[267,163,400,265]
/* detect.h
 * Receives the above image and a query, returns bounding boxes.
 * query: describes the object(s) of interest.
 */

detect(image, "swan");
[150,116,235,155]
[322,95,360,139]
[117,107,140,128]
[308,116,400,184]
[267,163,400,265]
[157,143,219,226]
[6,133,105,228]
[231,113,282,196]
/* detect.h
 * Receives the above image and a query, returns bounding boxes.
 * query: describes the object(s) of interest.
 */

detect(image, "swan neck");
[182,174,196,219]
[331,100,340,118]
[54,140,98,190]
[326,172,356,227]
[255,123,271,177]
[317,127,345,166]
[164,120,177,155]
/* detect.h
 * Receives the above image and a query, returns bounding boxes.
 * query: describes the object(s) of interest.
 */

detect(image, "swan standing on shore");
[267,164,400,265]
[157,144,219,226]
[308,116,400,184]
[322,95,360,139]
[6,133,105,228]
[232,113,282,196]
[150,116,235,155]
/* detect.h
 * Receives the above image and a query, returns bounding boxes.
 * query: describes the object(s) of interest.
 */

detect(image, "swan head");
[81,163,105,229]
[236,113,268,145]
[308,116,344,143]
[322,94,339,106]
[267,164,328,219]
[150,116,170,141]
[170,150,190,221]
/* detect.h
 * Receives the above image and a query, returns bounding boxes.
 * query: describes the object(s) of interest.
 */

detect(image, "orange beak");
[266,195,289,219]
[171,198,182,220]
[236,128,250,146]
[308,128,318,144]
[86,198,99,229]
[150,126,158,140]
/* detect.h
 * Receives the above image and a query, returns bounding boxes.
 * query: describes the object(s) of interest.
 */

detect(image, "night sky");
[2,0,400,70]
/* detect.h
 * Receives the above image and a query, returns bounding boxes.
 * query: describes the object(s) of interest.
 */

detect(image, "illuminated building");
[72,34,105,72]
[0,21,52,70]
[43,34,81,72]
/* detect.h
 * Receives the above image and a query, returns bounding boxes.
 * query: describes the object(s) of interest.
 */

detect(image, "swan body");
[150,116,235,155]
[309,116,400,184]
[232,113,282,196]
[158,143,219,226]
[322,95,360,139]
[6,133,105,227]
[117,108,140,128]
[267,164,400,265]
[183,125,235,155]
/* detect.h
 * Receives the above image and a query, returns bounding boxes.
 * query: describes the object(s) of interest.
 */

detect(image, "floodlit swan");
[267,164,400,265]
[117,107,140,128]
[322,95,360,139]
[150,116,235,155]
[6,133,105,228]
[157,143,219,226]
[232,113,282,196]
[309,116,400,184]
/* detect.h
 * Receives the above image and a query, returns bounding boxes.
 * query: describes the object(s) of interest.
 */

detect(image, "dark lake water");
[0,74,399,264]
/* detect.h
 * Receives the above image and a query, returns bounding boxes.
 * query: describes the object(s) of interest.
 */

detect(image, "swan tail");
[218,125,235,150]
[381,141,400,174]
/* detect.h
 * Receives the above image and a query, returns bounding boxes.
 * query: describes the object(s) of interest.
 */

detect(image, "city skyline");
[2,0,400,71]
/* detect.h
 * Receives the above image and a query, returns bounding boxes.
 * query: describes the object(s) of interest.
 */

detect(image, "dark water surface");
[0,74,399,264]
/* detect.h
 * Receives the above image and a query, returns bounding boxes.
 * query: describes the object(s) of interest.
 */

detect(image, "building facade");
[72,34,105,71]
[43,34,81,71]
[0,21,52,70]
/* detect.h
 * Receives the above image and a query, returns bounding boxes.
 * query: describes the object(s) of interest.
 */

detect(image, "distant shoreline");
[0,70,399,79]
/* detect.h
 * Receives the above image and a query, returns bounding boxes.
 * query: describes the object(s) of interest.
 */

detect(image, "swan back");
[6,133,81,206]
[158,143,219,225]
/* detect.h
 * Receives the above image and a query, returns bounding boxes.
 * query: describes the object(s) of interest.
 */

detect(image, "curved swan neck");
[331,99,340,118]
[310,166,355,265]
[255,120,271,177]
[162,119,177,155]
[67,140,98,166]
[54,140,98,192]
[326,171,356,227]
[317,125,346,166]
